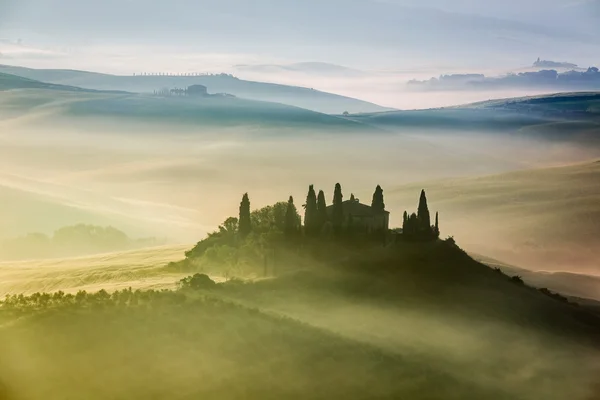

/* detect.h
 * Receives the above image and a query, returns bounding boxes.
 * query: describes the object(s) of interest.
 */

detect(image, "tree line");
[237,183,438,241]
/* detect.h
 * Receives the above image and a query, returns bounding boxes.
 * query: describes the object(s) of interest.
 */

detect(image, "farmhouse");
[327,195,389,233]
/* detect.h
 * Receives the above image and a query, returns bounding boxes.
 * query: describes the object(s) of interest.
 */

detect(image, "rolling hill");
[1,240,598,399]
[347,92,600,144]
[388,160,600,274]
[0,72,126,94]
[0,64,391,114]
[0,74,370,131]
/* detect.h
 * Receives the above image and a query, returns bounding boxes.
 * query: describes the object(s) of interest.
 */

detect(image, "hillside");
[347,92,600,144]
[0,72,125,94]
[388,160,600,274]
[0,82,370,132]
[0,241,599,400]
[0,64,391,114]
[464,92,600,114]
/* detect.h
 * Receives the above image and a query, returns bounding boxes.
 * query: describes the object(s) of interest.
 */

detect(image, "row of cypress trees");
[238,186,439,240]
[402,190,440,240]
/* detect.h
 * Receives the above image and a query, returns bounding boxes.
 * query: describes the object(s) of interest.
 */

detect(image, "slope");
[347,92,600,145]
[0,241,599,400]
[0,64,392,114]
[212,240,600,399]
[0,288,519,400]
[0,72,126,94]
[0,83,369,132]
[388,160,600,274]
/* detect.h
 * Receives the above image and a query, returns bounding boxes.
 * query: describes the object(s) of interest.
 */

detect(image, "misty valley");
[1,46,600,400]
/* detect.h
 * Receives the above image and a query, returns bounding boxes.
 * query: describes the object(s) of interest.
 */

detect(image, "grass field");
[0,244,192,296]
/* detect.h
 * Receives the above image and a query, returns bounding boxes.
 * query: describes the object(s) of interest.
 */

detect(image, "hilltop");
[1,186,600,399]
[0,64,391,114]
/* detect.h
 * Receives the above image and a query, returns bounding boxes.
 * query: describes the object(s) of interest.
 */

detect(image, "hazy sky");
[1,0,599,69]
[1,0,599,108]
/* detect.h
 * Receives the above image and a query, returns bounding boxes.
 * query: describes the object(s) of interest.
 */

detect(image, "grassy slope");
[389,160,600,274]
[347,92,600,144]
[0,245,190,296]
[0,86,368,131]
[0,72,126,94]
[1,242,598,400]
[0,295,512,400]
[0,64,391,114]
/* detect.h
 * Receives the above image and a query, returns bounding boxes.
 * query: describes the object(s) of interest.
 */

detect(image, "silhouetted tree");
[284,196,299,238]
[332,183,344,236]
[435,212,440,238]
[239,193,252,237]
[371,185,385,212]
[402,211,408,233]
[409,213,419,237]
[316,190,328,233]
[417,189,431,232]
[219,217,238,235]
[304,185,318,236]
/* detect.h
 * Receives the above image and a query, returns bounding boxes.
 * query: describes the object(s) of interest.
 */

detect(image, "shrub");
[179,274,217,290]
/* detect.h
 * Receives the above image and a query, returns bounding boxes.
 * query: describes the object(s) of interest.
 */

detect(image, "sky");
[0,0,599,107]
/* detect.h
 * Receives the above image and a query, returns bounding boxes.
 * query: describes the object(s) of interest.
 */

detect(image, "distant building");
[187,85,208,96]
[326,197,389,233]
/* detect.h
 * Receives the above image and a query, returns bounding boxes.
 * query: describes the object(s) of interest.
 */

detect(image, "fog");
[2,105,599,271]
[2,0,600,104]
[2,246,599,400]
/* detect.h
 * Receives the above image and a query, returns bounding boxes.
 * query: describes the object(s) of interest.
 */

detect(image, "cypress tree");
[316,190,328,232]
[417,189,431,232]
[409,213,419,238]
[402,211,408,233]
[238,193,251,237]
[371,185,385,212]
[284,196,298,237]
[435,212,440,238]
[304,185,318,236]
[332,183,344,235]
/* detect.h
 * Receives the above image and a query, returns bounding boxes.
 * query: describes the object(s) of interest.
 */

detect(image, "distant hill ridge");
[0,72,123,93]
[0,64,391,114]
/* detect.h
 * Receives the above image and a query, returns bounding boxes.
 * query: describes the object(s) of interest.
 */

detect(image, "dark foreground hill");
[1,240,598,400]
[0,64,391,114]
